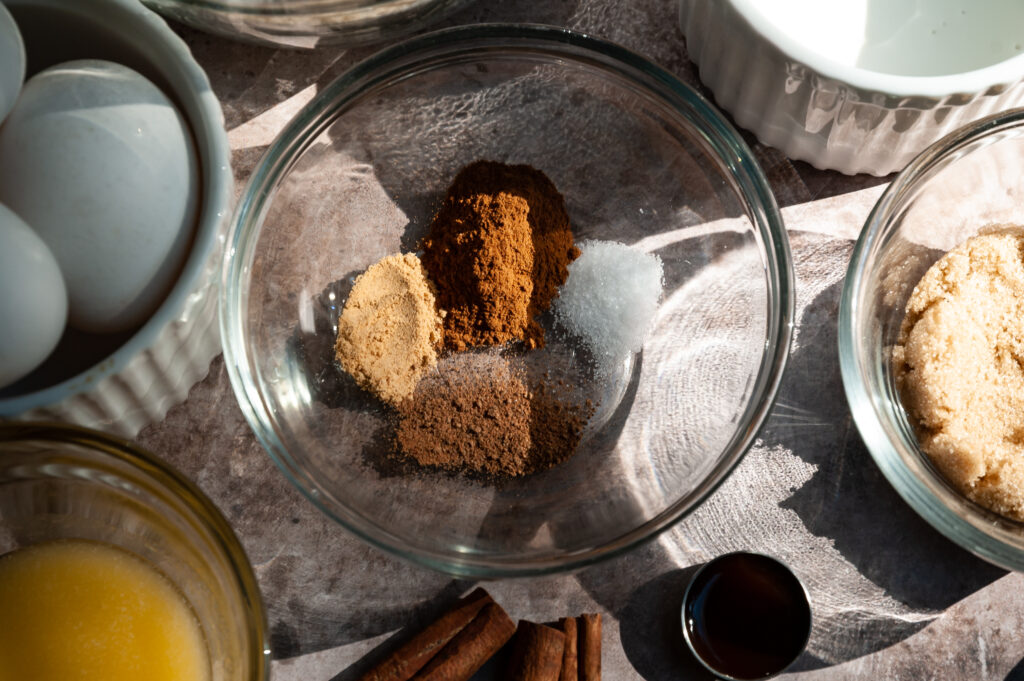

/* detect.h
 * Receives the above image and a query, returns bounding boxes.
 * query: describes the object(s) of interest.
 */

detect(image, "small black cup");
[681,551,812,680]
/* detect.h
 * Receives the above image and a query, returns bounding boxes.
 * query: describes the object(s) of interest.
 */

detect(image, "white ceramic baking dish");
[680,0,1024,175]
[0,0,231,437]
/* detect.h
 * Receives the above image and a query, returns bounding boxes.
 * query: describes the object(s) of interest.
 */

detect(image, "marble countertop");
[136,2,1024,679]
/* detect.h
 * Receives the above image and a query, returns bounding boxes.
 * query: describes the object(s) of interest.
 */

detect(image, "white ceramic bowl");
[680,0,1024,175]
[0,0,231,437]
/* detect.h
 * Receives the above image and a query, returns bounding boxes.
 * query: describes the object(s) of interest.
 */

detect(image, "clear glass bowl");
[143,0,476,48]
[0,422,269,680]
[840,108,1024,571]
[221,24,793,577]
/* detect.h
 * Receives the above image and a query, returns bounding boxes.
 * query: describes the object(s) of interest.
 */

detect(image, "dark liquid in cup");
[684,553,811,679]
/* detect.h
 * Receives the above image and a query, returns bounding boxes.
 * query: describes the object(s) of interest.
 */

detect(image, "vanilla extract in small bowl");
[682,552,811,680]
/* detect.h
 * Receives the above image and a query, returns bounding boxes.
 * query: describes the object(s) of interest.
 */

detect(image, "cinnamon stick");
[557,617,577,681]
[578,614,601,681]
[504,620,565,681]
[358,588,494,681]
[410,602,516,681]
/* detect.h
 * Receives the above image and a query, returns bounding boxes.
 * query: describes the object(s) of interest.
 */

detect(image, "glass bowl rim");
[839,106,1024,571]
[155,0,448,14]
[0,420,271,678]
[220,22,795,577]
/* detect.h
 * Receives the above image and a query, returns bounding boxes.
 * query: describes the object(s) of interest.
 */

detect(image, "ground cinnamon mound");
[421,161,580,351]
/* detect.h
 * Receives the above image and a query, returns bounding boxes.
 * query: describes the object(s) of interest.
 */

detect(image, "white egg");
[0,2,25,124]
[0,59,199,333]
[0,204,68,389]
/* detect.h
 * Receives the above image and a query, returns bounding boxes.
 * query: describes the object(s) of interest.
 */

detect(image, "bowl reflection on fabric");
[142,0,478,48]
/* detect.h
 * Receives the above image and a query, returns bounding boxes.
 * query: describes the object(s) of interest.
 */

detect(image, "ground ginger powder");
[334,253,443,405]
[894,227,1024,520]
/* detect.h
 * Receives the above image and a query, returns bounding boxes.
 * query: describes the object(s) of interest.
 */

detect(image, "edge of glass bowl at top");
[0,421,271,676]
[838,107,1024,572]
[159,0,460,17]
[220,23,795,577]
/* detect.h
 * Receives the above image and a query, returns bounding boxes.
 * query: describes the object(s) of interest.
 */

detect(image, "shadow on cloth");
[772,276,1004,660]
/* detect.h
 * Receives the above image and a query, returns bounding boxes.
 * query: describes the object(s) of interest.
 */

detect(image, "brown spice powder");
[395,353,532,477]
[334,253,443,405]
[526,380,594,474]
[421,161,580,351]
[394,353,592,477]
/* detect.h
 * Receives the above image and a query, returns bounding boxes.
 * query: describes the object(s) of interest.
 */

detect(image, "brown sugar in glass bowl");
[894,228,1024,522]
[840,107,1024,572]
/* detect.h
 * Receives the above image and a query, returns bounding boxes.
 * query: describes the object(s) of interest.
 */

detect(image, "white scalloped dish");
[0,0,231,437]
[680,0,1024,175]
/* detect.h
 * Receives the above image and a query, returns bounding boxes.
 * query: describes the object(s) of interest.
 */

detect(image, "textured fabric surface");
[134,2,1024,679]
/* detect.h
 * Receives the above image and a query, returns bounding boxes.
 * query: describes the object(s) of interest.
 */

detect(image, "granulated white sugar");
[554,239,663,374]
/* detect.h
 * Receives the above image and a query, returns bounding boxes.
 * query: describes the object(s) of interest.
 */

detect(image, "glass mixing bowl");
[143,0,476,48]
[840,108,1024,571]
[0,422,269,680]
[221,24,793,577]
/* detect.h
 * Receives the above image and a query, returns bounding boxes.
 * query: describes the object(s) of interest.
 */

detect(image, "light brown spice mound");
[895,227,1024,520]
[334,253,443,405]
[421,160,580,351]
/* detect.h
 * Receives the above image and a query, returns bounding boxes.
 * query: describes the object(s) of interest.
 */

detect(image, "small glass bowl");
[682,552,811,680]
[142,0,476,48]
[840,108,1024,570]
[221,24,793,577]
[0,422,269,680]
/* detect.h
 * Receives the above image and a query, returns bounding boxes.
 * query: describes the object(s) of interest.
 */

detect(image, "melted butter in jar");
[683,552,811,680]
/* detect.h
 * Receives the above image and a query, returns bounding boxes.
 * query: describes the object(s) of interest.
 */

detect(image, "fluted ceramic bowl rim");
[729,0,1024,98]
[0,0,231,415]
[839,108,1024,571]
[221,23,794,577]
